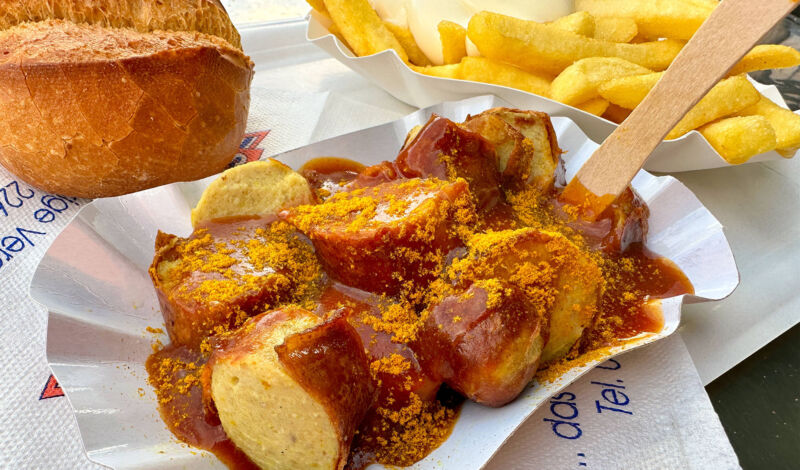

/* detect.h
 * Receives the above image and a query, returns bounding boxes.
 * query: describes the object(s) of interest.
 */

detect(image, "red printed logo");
[231,130,271,167]
[39,374,64,400]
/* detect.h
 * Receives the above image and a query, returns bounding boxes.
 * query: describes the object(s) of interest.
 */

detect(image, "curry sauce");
[146,111,692,470]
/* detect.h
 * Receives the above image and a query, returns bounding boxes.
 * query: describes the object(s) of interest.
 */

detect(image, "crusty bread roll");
[0,0,241,48]
[0,1,253,198]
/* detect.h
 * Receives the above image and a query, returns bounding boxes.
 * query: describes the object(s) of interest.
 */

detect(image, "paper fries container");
[31,96,739,470]
[306,12,799,172]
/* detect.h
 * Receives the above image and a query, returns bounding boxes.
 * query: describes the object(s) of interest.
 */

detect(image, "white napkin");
[0,81,739,469]
[487,335,739,469]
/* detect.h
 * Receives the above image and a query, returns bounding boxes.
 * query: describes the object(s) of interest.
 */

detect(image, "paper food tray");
[30,95,739,470]
[306,12,800,173]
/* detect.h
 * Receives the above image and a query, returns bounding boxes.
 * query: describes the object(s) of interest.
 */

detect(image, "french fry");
[699,116,777,164]
[684,0,718,13]
[550,57,651,106]
[305,0,329,16]
[322,0,408,62]
[737,95,800,151]
[575,0,710,40]
[602,103,632,124]
[599,74,760,138]
[439,20,468,65]
[597,44,798,107]
[326,22,353,50]
[668,75,760,139]
[728,45,800,76]
[467,11,684,75]
[597,72,661,109]
[776,147,799,158]
[593,17,638,43]
[410,63,462,79]
[384,21,431,66]
[575,97,610,116]
[550,11,595,37]
[459,57,552,97]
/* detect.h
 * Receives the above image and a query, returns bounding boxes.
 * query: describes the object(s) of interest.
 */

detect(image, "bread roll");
[0,0,241,48]
[0,1,253,198]
[208,307,375,470]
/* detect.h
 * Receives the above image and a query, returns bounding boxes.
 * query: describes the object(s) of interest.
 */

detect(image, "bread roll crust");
[0,20,253,197]
[0,0,241,48]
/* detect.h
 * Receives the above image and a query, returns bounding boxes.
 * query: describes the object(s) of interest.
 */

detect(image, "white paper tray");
[306,12,800,173]
[30,95,738,470]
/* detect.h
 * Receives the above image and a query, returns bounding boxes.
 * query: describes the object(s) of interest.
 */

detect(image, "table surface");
[219,2,799,468]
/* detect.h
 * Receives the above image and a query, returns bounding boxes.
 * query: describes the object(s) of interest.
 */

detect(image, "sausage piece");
[285,178,475,296]
[149,216,322,348]
[208,306,375,470]
[414,281,547,407]
[444,228,604,365]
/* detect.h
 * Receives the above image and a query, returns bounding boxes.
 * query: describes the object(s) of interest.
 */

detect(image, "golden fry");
[322,0,408,61]
[668,75,760,139]
[467,11,683,75]
[575,97,610,116]
[459,57,552,97]
[575,0,710,40]
[439,20,468,65]
[593,17,638,43]
[305,0,329,16]
[597,72,660,108]
[684,0,718,13]
[598,44,797,107]
[550,57,651,106]
[602,103,632,124]
[326,21,353,50]
[728,45,800,76]
[550,11,595,37]
[599,74,760,138]
[737,94,800,151]
[410,63,462,79]
[384,21,431,66]
[700,116,777,164]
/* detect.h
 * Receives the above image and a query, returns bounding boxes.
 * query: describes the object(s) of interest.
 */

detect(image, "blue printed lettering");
[595,401,633,415]
[16,227,46,246]
[8,181,34,200]
[544,391,582,440]
[550,401,579,420]
[552,391,576,401]
[34,208,55,224]
[2,236,24,253]
[601,388,630,407]
[543,418,582,439]
[41,195,69,213]
[596,358,621,370]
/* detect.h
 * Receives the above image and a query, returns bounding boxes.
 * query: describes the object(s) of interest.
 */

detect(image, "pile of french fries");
[309,0,800,164]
